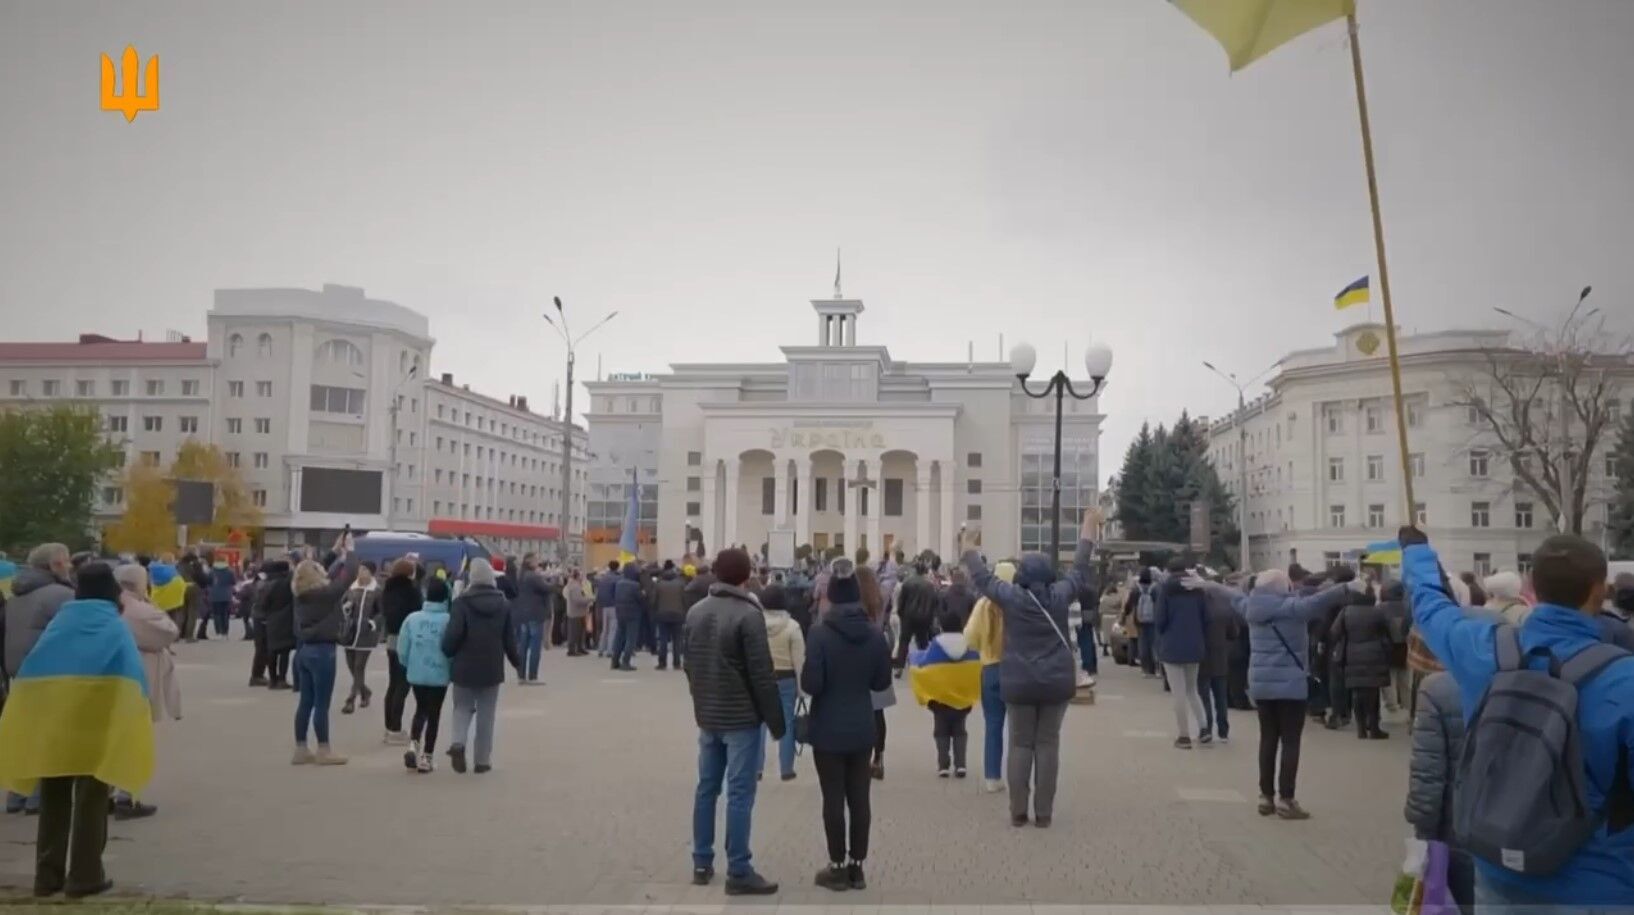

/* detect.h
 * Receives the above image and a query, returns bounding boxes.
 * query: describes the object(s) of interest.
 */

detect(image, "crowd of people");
[2,509,1632,909]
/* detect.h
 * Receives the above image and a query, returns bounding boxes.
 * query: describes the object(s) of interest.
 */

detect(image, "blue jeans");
[517,620,545,680]
[656,620,683,667]
[611,616,641,666]
[1077,624,1098,675]
[5,788,40,813]
[693,727,763,878]
[293,642,337,745]
[1198,673,1229,738]
[757,678,799,778]
[980,664,1005,780]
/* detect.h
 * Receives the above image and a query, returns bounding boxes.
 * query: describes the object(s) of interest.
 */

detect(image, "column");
[795,456,814,549]
[915,461,933,557]
[864,456,882,558]
[723,457,741,550]
[845,317,856,346]
[842,459,858,558]
[773,455,790,528]
[700,460,718,556]
[939,458,957,560]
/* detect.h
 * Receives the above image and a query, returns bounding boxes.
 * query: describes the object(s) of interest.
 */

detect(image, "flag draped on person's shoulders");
[908,632,982,710]
[0,597,156,795]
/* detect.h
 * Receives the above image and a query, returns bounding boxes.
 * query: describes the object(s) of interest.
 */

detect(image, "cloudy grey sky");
[4,0,1632,483]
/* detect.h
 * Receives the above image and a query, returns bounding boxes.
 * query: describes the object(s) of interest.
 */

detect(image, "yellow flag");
[1170,0,1354,71]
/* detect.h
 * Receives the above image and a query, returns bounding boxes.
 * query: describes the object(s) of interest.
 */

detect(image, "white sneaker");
[937,768,951,778]
[383,730,409,746]
[983,779,1005,793]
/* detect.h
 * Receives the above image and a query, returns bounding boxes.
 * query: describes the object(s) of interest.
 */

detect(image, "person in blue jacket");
[1401,526,1634,909]
[610,563,648,672]
[206,559,237,640]
[396,578,453,774]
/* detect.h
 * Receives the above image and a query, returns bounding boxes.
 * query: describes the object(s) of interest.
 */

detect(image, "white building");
[584,293,1105,565]
[0,284,587,559]
[1206,322,1628,576]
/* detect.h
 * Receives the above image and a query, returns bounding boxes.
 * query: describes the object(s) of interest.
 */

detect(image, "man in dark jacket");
[784,568,814,636]
[1330,586,1392,739]
[512,557,552,684]
[682,547,783,896]
[440,559,520,774]
[892,564,941,673]
[1198,579,1243,742]
[653,562,688,670]
[683,564,715,613]
[261,555,301,690]
[610,563,648,671]
[594,561,621,659]
[1155,558,1210,748]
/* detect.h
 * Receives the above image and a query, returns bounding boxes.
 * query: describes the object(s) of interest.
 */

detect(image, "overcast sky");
[4,0,1632,484]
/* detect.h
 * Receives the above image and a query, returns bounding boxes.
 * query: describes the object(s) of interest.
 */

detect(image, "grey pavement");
[0,637,1411,908]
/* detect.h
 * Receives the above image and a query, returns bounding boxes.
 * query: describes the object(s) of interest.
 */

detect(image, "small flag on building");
[1334,275,1370,310]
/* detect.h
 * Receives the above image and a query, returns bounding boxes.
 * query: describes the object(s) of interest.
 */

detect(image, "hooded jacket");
[612,564,648,622]
[398,599,452,687]
[1155,573,1209,665]
[801,601,892,753]
[1239,581,1355,702]
[942,580,977,632]
[763,606,806,678]
[1330,589,1392,688]
[654,570,688,624]
[379,573,423,638]
[207,564,236,604]
[1404,670,1466,842]
[963,540,1095,705]
[259,562,299,652]
[3,566,72,676]
[1200,585,1244,678]
[440,583,520,688]
[683,581,784,736]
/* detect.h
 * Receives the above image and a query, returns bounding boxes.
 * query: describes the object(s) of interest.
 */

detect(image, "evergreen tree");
[1115,423,1155,538]
[1608,402,1634,559]
[1112,411,1237,563]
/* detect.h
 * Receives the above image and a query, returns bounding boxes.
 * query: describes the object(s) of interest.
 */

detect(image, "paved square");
[0,640,1411,907]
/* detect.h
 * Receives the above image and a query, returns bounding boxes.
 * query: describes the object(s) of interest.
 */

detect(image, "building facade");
[584,294,1105,566]
[0,284,587,560]
[1206,323,1628,577]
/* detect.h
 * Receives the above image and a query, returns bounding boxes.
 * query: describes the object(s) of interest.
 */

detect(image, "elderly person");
[1482,570,1530,626]
[112,564,180,820]
[440,559,520,774]
[3,543,74,816]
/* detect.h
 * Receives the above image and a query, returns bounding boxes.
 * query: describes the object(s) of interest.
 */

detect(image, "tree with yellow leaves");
[104,462,177,555]
[168,441,263,543]
[104,442,263,554]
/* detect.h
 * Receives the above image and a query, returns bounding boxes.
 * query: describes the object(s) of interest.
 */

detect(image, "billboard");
[172,480,215,525]
[299,468,383,515]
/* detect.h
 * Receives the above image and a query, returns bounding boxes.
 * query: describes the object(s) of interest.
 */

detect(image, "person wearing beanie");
[683,548,783,896]
[755,584,805,781]
[397,578,454,773]
[438,558,519,774]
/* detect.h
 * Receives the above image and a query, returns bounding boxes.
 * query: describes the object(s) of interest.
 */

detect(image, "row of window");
[107,415,201,434]
[430,434,577,477]
[681,451,990,469]
[433,402,565,449]
[428,468,562,501]
[10,378,201,398]
[428,500,560,525]
[226,380,275,398]
[1321,500,1536,530]
[97,483,267,508]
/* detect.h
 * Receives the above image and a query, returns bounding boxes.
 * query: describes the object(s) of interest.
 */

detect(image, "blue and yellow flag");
[0,598,155,795]
[148,562,187,612]
[1169,0,1355,72]
[1334,275,1370,310]
[617,467,640,565]
[0,558,15,599]
[908,633,983,711]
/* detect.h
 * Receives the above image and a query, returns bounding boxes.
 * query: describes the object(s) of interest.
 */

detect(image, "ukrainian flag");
[1335,275,1370,310]
[148,562,187,613]
[0,558,15,598]
[0,598,155,795]
[908,633,983,711]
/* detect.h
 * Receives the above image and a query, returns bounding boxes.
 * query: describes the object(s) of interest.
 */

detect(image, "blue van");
[350,532,489,579]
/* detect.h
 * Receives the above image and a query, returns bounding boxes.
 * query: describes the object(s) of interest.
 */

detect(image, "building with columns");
[584,293,1106,565]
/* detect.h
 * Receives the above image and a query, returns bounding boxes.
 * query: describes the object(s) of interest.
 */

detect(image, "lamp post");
[1011,341,1113,563]
[384,365,418,532]
[544,297,618,565]
[1202,359,1279,569]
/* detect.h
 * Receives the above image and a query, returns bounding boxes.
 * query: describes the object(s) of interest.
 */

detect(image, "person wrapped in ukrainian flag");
[907,605,984,778]
[0,561,154,899]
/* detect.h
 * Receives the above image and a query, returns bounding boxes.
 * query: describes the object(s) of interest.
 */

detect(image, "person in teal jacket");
[1401,526,1634,909]
[396,579,452,774]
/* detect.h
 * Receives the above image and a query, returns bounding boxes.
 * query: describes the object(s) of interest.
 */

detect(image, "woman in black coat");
[261,559,297,689]
[1329,587,1392,740]
[801,561,892,892]
[378,560,423,744]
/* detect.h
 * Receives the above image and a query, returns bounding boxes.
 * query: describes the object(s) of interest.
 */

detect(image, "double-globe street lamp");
[544,296,619,566]
[1010,341,1113,563]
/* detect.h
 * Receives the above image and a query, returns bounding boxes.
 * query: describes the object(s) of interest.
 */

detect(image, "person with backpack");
[1123,569,1160,678]
[1402,526,1634,908]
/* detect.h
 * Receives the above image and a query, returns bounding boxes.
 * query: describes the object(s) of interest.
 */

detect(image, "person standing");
[855,565,895,780]
[611,562,648,672]
[2,544,73,817]
[911,604,982,779]
[891,563,941,673]
[961,512,1097,828]
[1125,569,1159,678]
[113,563,179,820]
[1155,558,1210,748]
[339,562,381,715]
[565,569,592,656]
[595,561,621,658]
[290,543,360,766]
[440,559,520,774]
[1404,661,1475,914]
[1376,580,1411,715]
[803,560,892,892]
[379,559,422,744]
[248,560,289,688]
[513,556,551,685]
[397,578,453,773]
[1329,584,1392,739]
[654,562,689,671]
[207,557,236,639]
[756,584,805,781]
[262,555,299,691]
[1197,576,1242,744]
[963,560,1013,793]
[682,547,783,896]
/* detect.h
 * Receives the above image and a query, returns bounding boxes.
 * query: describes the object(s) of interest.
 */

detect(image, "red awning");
[425,518,561,540]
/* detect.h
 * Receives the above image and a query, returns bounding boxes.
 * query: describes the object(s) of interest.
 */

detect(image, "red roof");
[0,340,208,362]
[426,518,562,541]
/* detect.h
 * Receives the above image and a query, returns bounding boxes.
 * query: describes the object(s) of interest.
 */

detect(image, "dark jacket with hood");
[1200,584,1244,678]
[380,573,423,638]
[261,562,298,652]
[654,570,688,624]
[612,564,648,622]
[682,571,715,612]
[802,600,892,753]
[513,569,554,625]
[250,560,290,626]
[894,573,943,627]
[942,580,977,632]
[1377,581,1410,670]
[963,539,1096,705]
[1329,588,1392,688]
[441,582,521,688]
[1155,572,1209,665]
[294,555,361,644]
[3,566,73,675]
[683,581,785,736]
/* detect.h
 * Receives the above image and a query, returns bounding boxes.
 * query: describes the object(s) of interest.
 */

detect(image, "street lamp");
[1202,358,1279,569]
[1012,341,1113,563]
[544,297,618,565]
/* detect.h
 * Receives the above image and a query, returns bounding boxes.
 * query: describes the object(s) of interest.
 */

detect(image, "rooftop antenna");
[998,332,1004,361]
[597,353,603,381]
[833,247,842,299]
[967,341,974,373]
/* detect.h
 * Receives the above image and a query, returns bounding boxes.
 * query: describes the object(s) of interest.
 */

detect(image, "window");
[252,489,268,507]
[1366,454,1384,482]
[181,379,199,396]
[967,452,983,468]
[1468,450,1490,478]
[254,418,271,434]
[434,469,443,484]
[761,477,775,515]
[1323,551,1343,569]
[967,504,983,521]
[1415,502,1428,526]
[145,379,164,396]
[76,380,94,397]
[143,415,162,432]
[229,381,244,398]
[8,380,24,396]
[1329,504,1346,528]
[1473,552,1493,577]
[1504,501,1531,529]
[1406,398,1424,428]
[1365,402,1383,433]
[686,501,702,517]
[226,418,242,434]
[1327,457,1345,482]
[884,479,904,516]
[687,476,701,492]
[1471,501,1491,528]
[1609,452,1619,478]
[141,451,161,466]
[309,385,365,414]
[1467,405,1481,425]
[179,416,198,434]
[405,498,414,514]
[1368,504,1385,528]
[101,486,122,505]
[434,500,442,515]
[111,379,128,396]
[256,381,273,398]
[226,451,241,468]
[106,415,127,433]
[254,452,269,469]
[1518,552,1534,575]
[687,451,702,467]
[815,478,829,512]
[1410,453,1425,478]
[315,339,363,366]
[228,333,244,357]
[1325,405,1344,434]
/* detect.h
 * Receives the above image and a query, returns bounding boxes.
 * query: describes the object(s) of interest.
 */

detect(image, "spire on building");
[833,247,843,300]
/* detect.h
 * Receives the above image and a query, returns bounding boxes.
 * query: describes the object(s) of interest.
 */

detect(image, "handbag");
[1271,624,1323,701]
[792,695,810,748]
[1024,590,1093,689]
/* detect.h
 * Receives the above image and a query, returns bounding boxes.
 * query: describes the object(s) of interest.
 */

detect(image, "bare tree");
[1451,290,1633,535]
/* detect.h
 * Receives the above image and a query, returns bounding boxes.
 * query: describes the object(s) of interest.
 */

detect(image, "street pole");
[1237,388,1249,569]
[387,397,399,531]
[1050,377,1065,564]
[559,349,575,566]
[1014,345,1110,565]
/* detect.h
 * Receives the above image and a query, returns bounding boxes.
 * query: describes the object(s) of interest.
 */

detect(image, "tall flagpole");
[1347,10,1416,523]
